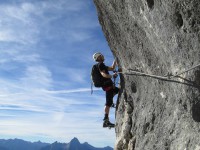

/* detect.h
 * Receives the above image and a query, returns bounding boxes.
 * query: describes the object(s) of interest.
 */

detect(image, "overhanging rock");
[93,0,200,150]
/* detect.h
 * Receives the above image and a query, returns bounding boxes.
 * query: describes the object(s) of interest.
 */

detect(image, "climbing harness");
[113,69,117,86]
[116,63,200,88]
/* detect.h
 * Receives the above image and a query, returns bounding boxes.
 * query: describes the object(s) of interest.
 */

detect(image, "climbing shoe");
[103,119,115,128]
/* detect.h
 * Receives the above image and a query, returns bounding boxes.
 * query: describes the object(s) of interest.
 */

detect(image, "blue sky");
[0,0,117,147]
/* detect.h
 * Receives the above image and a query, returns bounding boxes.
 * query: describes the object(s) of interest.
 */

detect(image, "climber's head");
[93,52,104,62]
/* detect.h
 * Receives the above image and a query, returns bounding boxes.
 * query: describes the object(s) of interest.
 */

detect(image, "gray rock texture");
[93,0,200,150]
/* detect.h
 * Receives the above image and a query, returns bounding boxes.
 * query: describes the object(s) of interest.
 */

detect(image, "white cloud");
[69,31,93,42]
[43,88,101,94]
[20,65,52,89]
[13,54,41,63]
[64,68,88,84]
[21,3,36,13]
[39,0,88,12]
[0,3,39,44]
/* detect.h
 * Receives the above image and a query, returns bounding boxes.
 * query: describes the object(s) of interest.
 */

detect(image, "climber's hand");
[112,72,118,78]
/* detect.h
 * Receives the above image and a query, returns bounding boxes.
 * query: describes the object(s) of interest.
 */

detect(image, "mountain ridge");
[0,138,113,150]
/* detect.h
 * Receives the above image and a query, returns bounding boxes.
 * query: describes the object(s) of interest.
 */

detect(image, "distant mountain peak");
[70,137,80,145]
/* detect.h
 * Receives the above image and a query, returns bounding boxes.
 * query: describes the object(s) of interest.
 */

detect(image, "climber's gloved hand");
[118,68,122,72]
[112,72,118,78]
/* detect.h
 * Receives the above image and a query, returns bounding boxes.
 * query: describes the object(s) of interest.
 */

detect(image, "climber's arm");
[108,59,117,71]
[100,70,112,79]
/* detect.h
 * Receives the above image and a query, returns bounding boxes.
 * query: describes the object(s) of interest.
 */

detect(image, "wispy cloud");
[0,0,97,44]
[20,65,53,89]
[0,3,39,44]
[43,88,101,94]
[64,68,88,84]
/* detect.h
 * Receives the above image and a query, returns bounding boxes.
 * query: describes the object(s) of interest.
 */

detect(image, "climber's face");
[96,54,104,62]
[98,54,104,62]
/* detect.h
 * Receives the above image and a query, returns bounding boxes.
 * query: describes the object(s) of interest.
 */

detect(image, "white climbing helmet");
[93,52,103,61]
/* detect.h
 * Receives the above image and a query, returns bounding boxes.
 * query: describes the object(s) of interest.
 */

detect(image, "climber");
[92,52,119,128]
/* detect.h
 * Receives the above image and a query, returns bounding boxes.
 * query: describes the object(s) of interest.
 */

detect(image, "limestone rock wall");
[93,0,200,150]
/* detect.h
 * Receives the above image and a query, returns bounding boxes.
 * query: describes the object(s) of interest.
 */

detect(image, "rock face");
[93,0,200,150]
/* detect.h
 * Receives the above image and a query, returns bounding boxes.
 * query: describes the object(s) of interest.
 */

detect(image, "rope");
[117,63,200,88]
[166,63,200,78]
